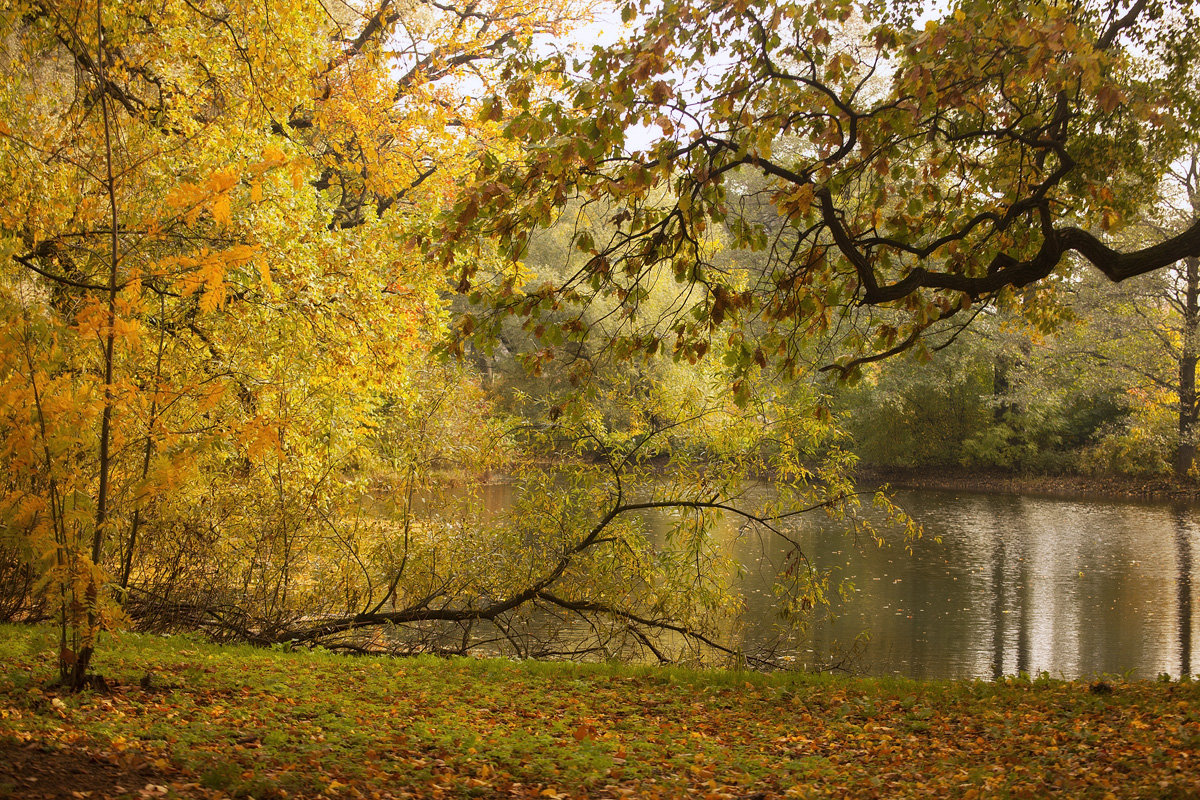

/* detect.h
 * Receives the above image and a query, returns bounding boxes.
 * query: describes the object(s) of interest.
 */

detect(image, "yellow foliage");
[0,0,585,681]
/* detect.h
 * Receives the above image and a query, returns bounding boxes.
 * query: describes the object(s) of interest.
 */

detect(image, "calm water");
[735,489,1200,680]
[424,484,1199,679]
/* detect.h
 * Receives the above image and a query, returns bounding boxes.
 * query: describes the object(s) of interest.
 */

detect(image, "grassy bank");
[1,625,1198,799]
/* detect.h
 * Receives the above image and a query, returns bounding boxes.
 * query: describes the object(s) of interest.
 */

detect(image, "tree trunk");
[63,0,120,691]
[1176,256,1199,481]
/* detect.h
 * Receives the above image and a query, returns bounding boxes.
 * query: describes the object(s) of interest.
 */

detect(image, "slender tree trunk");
[21,317,74,686]
[121,293,167,592]
[1176,256,1199,481]
[70,0,120,690]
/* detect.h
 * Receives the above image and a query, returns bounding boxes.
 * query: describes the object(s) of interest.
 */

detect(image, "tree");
[7,0,882,680]
[833,306,1145,474]
[1036,150,1200,479]
[445,0,1200,381]
[0,0,580,688]
[1163,154,1200,478]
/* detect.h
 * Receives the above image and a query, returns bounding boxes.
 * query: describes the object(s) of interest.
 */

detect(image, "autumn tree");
[445,0,1200,382]
[1046,152,1200,479]
[3,0,857,681]
[0,0,581,688]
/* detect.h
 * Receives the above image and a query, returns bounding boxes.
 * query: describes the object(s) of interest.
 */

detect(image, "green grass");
[1,623,1198,799]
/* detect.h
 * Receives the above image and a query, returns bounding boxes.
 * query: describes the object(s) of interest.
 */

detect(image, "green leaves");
[444,0,1200,376]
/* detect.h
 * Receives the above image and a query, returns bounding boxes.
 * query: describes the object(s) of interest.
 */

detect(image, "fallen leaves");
[1,627,1198,799]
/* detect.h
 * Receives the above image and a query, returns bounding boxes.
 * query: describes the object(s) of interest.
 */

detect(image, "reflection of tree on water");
[1173,506,1195,677]
[979,499,1196,680]
[984,499,1032,680]
[990,533,1006,681]
[1016,549,1033,676]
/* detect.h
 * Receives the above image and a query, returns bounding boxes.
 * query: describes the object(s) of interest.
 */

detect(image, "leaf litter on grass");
[1,626,1198,799]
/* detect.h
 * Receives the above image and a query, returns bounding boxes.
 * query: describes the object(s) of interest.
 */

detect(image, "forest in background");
[2,0,1198,690]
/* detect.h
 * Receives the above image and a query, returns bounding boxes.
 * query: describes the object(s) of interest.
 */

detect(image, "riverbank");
[858,465,1200,502]
[2,625,1197,799]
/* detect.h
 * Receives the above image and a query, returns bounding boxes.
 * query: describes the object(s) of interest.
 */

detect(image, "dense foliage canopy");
[449,0,1200,379]
[2,0,1198,690]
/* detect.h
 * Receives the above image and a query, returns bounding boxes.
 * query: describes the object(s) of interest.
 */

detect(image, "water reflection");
[409,481,1200,679]
[1176,506,1195,677]
[780,491,1200,679]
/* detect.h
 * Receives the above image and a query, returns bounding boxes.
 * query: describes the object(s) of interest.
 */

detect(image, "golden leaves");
[197,382,227,413]
[779,184,815,221]
[241,414,283,459]
[163,146,290,228]
[159,245,256,312]
[0,0,492,687]
[166,167,241,228]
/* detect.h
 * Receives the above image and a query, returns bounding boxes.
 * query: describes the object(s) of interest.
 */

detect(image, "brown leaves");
[1096,85,1124,114]
[649,80,672,105]
[3,629,1199,800]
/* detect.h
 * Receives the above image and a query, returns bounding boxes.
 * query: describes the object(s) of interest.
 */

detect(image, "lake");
[417,482,1199,679]
[731,488,1200,680]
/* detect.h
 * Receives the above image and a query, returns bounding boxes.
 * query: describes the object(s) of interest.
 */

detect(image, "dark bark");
[843,216,1200,307]
[65,0,120,692]
[1176,256,1199,480]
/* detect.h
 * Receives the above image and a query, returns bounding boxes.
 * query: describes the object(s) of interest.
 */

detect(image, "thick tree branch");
[1062,220,1200,282]
[1097,0,1147,50]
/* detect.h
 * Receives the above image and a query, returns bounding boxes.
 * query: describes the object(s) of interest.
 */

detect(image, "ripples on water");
[751,490,1200,680]
[409,482,1198,679]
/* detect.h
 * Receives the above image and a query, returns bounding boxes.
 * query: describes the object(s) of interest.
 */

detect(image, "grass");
[1,623,1198,798]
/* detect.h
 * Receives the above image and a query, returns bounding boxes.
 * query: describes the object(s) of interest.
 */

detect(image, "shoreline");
[856,465,1200,503]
